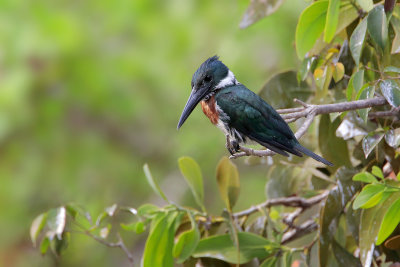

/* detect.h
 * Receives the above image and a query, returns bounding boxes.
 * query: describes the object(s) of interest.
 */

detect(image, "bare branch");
[233,190,329,218]
[281,219,318,244]
[230,97,389,159]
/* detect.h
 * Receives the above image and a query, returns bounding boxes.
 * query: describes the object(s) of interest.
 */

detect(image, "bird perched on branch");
[177,56,333,166]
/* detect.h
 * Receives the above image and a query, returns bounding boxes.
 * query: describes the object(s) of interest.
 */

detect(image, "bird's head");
[177,56,236,129]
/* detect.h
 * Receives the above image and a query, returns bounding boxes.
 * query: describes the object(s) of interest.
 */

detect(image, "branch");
[281,219,318,244]
[233,190,329,218]
[85,231,134,264]
[230,97,389,159]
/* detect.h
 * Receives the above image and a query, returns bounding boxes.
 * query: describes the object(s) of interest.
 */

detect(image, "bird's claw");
[225,135,240,155]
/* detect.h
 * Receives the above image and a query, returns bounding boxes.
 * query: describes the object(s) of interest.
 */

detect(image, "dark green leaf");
[377,197,400,244]
[178,157,205,211]
[332,238,362,267]
[192,232,278,264]
[142,211,179,267]
[324,0,340,42]
[353,184,386,209]
[258,71,312,109]
[30,213,47,246]
[359,192,400,266]
[216,157,240,211]
[353,172,378,183]
[46,207,66,240]
[319,167,360,267]
[380,79,400,107]
[173,213,200,263]
[362,131,384,158]
[51,232,70,256]
[266,165,297,198]
[239,0,286,29]
[298,57,317,81]
[346,70,364,101]
[356,85,375,123]
[371,166,384,179]
[319,115,351,169]
[296,1,329,58]
[350,18,368,66]
[143,164,168,202]
[367,5,388,51]
[346,204,361,243]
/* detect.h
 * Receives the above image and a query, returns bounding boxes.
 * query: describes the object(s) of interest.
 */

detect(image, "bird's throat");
[201,95,219,125]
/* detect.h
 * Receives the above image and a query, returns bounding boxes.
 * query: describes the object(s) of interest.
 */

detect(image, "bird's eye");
[204,75,211,82]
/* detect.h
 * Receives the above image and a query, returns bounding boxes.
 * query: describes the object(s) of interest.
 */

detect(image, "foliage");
[28,0,400,266]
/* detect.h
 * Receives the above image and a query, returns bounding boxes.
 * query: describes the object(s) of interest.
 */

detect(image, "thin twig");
[233,191,329,218]
[85,231,134,264]
[281,220,317,244]
[230,97,388,159]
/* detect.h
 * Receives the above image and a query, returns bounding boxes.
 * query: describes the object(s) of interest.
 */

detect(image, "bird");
[177,56,333,166]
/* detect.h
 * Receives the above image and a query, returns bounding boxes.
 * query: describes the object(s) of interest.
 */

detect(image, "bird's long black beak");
[177,87,208,129]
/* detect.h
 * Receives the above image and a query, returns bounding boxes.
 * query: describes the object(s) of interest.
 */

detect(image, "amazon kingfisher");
[177,56,333,166]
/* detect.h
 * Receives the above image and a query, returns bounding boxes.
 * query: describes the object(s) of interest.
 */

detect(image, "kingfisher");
[177,56,333,166]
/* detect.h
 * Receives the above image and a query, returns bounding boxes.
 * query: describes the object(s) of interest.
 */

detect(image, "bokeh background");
[0,0,307,266]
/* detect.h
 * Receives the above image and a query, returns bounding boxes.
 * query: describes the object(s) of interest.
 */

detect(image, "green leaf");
[319,167,360,267]
[142,211,179,267]
[298,56,317,81]
[258,71,312,109]
[51,232,70,256]
[260,256,279,267]
[356,0,373,12]
[390,9,400,54]
[332,239,362,267]
[353,172,378,183]
[385,128,400,148]
[350,18,368,66]
[318,115,351,170]
[371,166,384,179]
[178,157,205,211]
[397,172,400,181]
[380,79,400,107]
[30,213,47,246]
[46,207,66,240]
[362,131,384,158]
[376,197,400,244]
[367,5,388,51]
[216,157,240,211]
[296,1,329,58]
[121,221,145,234]
[356,85,375,123]
[359,193,400,266]
[143,164,168,202]
[324,0,340,42]
[384,66,400,73]
[137,203,160,217]
[353,184,386,209]
[173,213,200,263]
[346,70,364,101]
[239,0,286,29]
[192,232,278,264]
[40,236,50,255]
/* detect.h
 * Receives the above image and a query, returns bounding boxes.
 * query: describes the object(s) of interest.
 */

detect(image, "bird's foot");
[225,135,240,155]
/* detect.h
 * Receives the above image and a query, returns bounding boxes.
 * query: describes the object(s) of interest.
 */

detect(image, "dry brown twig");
[230,96,392,159]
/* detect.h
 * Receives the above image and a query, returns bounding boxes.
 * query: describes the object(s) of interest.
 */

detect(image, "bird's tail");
[294,143,333,166]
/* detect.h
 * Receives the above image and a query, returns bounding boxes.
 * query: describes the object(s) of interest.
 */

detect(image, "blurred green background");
[0,0,307,266]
